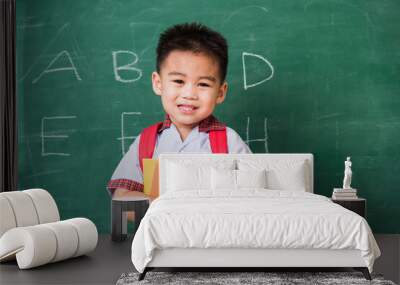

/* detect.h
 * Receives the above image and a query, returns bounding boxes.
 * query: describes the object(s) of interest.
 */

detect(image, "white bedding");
[131,190,380,273]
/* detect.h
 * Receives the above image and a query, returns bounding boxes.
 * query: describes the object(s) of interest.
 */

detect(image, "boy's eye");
[173,79,184,84]
[198,82,211,87]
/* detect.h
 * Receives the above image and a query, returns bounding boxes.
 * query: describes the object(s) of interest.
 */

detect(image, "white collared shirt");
[108,123,251,194]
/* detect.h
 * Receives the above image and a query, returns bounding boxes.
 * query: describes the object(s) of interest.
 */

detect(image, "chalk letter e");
[41,116,76,156]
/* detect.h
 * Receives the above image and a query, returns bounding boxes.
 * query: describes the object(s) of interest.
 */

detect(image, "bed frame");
[138,154,371,280]
[141,248,370,280]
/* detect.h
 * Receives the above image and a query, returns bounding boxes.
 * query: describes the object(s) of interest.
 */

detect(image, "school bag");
[138,121,228,172]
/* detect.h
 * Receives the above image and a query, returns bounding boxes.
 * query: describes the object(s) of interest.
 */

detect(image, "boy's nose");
[181,86,198,99]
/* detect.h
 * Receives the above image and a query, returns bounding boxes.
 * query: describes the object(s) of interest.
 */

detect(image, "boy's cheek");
[161,95,177,105]
[160,97,173,108]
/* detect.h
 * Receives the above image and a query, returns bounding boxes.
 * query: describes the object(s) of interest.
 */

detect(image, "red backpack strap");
[209,128,228,153]
[139,122,163,172]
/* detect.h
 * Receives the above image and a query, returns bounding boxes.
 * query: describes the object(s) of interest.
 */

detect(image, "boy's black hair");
[156,22,228,83]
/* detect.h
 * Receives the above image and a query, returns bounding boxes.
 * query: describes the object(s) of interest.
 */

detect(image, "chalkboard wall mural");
[17,0,400,233]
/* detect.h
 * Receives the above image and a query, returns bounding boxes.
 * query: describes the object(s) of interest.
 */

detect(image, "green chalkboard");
[16,0,400,233]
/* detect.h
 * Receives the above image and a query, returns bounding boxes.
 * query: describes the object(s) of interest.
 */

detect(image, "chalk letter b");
[112,51,142,83]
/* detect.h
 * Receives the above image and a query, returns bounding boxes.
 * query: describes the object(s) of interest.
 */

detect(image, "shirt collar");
[158,114,226,133]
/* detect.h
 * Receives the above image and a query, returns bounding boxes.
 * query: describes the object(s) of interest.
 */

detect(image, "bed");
[131,153,380,280]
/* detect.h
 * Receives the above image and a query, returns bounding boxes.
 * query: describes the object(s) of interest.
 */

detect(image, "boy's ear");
[216,81,228,104]
[152,72,162,96]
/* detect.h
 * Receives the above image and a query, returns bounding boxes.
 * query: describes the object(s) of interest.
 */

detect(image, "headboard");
[159,153,314,195]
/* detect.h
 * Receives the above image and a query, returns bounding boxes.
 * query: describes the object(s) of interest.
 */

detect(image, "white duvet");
[131,190,380,273]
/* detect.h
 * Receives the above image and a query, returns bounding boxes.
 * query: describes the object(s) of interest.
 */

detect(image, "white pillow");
[211,168,267,190]
[167,162,210,191]
[236,169,267,189]
[266,166,306,191]
[166,159,236,192]
[238,159,307,191]
[211,168,236,190]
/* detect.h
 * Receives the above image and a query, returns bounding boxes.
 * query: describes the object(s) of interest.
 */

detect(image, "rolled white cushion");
[23,189,60,223]
[0,226,57,269]
[0,196,17,237]
[0,218,97,269]
[64,218,98,257]
[0,192,39,227]
[42,221,79,262]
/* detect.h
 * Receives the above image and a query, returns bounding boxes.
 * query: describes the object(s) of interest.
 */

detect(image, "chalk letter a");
[32,50,82,84]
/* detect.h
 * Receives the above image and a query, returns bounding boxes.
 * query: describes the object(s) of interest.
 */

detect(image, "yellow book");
[143,159,159,199]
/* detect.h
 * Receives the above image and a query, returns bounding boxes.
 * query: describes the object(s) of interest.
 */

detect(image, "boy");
[108,22,251,201]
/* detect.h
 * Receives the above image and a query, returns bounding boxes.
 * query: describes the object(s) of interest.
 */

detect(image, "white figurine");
[342,157,352,189]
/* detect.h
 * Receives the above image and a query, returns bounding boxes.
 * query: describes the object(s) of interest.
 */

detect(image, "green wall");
[16,0,400,233]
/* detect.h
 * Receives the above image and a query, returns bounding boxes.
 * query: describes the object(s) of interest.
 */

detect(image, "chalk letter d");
[242,52,274,90]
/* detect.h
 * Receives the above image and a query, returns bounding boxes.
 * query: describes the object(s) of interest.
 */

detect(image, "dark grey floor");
[0,235,134,285]
[0,234,399,285]
[374,235,400,284]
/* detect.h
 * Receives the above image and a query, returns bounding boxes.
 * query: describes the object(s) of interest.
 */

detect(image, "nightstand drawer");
[331,198,366,218]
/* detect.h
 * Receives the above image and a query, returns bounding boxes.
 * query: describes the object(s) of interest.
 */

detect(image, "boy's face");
[152,51,227,132]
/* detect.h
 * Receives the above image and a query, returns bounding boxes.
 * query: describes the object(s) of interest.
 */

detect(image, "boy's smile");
[152,51,228,140]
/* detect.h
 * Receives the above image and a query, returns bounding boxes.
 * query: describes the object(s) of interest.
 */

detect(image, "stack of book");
[332,188,358,200]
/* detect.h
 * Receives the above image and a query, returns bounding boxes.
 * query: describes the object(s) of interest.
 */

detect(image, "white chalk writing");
[242,52,274,90]
[112,51,142,83]
[246,116,269,152]
[32,50,82,84]
[41,116,77,156]
[117,112,142,155]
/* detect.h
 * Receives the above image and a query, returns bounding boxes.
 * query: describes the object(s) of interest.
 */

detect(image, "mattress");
[131,190,380,273]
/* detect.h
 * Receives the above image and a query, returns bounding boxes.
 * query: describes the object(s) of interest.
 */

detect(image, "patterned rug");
[116,271,396,285]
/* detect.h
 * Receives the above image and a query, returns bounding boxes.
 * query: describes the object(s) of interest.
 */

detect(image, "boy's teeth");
[179,105,195,111]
